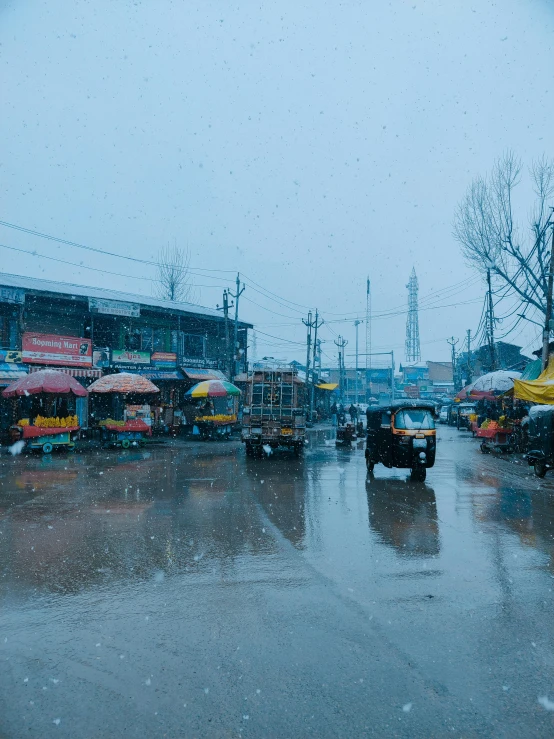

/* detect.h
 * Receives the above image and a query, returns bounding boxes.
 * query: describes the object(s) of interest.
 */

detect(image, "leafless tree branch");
[453,152,554,318]
[154,244,194,302]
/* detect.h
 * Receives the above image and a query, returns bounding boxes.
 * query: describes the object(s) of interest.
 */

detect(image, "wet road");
[1,428,554,738]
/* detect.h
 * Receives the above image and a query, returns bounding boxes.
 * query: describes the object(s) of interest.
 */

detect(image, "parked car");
[439,405,449,424]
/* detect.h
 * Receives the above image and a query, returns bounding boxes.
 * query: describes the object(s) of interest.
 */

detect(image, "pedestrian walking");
[349,403,358,425]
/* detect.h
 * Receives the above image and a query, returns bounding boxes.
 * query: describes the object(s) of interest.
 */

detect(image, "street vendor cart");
[88,373,159,448]
[476,422,514,453]
[185,380,240,441]
[98,419,152,448]
[2,369,87,454]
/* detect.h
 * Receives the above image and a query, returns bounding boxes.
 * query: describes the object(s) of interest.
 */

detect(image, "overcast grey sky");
[1,0,553,366]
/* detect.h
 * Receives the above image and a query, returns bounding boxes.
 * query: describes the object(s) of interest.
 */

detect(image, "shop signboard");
[111,349,150,367]
[0,287,25,304]
[22,333,92,367]
[180,357,219,369]
[151,351,177,368]
[0,349,22,363]
[88,298,140,317]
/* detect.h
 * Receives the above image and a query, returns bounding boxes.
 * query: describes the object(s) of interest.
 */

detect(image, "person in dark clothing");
[349,403,358,424]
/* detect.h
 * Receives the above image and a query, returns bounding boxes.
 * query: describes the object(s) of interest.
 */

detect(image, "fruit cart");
[2,370,88,454]
[185,380,240,442]
[99,419,152,448]
[194,414,237,440]
[10,423,80,453]
[88,373,160,445]
[476,422,513,453]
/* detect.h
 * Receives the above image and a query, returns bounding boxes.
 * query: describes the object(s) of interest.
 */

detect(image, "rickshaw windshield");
[394,409,435,430]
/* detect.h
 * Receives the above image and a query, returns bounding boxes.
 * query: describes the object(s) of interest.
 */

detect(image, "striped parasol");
[185,380,241,398]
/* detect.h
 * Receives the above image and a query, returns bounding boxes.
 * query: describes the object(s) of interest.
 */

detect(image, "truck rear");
[241,368,306,456]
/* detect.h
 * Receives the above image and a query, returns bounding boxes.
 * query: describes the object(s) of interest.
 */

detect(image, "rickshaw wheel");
[534,461,547,478]
[121,439,131,449]
[410,467,426,482]
[42,442,53,454]
[480,442,489,454]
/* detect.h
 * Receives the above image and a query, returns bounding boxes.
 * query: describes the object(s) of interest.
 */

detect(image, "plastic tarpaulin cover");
[514,357,554,403]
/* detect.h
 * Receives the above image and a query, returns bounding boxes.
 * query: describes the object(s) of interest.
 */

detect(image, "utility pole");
[230,273,245,381]
[310,311,324,420]
[466,329,472,386]
[391,350,395,402]
[542,220,554,371]
[486,269,497,371]
[334,336,348,401]
[216,289,234,377]
[302,311,313,422]
[354,319,363,405]
[302,310,313,386]
[447,337,459,391]
[315,339,323,377]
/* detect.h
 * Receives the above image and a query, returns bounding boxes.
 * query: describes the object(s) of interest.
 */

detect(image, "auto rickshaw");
[365,400,437,481]
[525,405,554,477]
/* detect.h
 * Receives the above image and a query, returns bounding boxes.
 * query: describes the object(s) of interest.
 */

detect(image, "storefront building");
[0,274,252,435]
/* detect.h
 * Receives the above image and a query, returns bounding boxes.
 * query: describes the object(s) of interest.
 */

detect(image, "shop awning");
[0,363,28,386]
[514,357,554,403]
[138,370,186,381]
[28,366,102,379]
[182,368,227,381]
[316,383,339,391]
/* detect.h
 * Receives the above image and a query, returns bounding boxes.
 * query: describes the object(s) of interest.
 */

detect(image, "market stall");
[458,371,525,452]
[514,358,554,404]
[87,372,160,448]
[2,369,88,453]
[185,379,240,440]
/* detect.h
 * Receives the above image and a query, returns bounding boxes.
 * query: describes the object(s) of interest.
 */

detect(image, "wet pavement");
[1,428,554,737]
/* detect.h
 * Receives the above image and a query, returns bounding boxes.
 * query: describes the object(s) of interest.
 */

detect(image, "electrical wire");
[0,242,231,289]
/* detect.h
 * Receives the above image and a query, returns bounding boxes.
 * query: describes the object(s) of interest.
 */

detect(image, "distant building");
[459,341,531,378]
[0,273,252,432]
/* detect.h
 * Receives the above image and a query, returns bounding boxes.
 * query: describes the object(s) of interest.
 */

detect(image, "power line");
[0,242,231,288]
[0,219,235,274]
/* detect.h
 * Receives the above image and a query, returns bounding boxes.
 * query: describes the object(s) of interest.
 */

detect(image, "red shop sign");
[22,333,93,367]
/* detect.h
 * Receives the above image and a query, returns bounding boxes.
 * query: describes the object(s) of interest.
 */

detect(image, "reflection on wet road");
[1,428,554,737]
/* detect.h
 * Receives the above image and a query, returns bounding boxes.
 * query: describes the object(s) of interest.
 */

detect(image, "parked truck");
[241,367,307,456]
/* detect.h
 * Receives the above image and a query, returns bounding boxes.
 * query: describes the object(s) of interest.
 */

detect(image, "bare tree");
[453,152,554,320]
[154,244,194,302]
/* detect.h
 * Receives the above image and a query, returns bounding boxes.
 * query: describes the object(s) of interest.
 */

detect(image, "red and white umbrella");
[2,369,88,398]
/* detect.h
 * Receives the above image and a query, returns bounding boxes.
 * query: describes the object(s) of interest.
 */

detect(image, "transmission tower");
[405,267,421,362]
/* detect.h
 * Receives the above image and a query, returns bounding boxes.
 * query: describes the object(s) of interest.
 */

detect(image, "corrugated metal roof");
[0,272,253,326]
